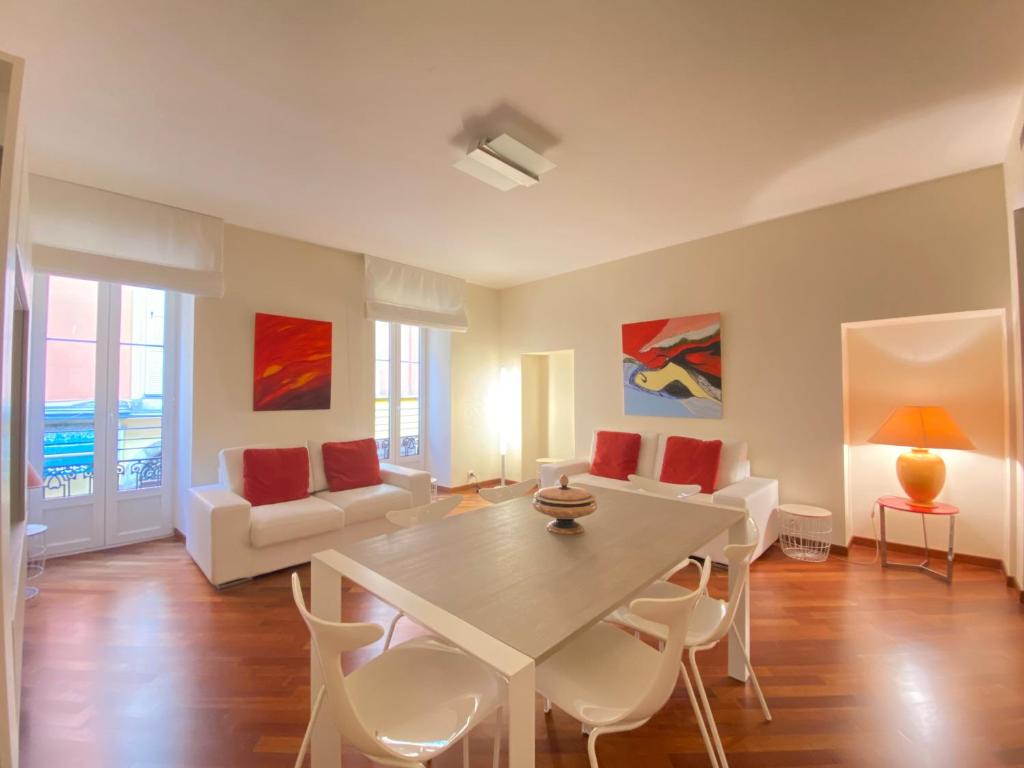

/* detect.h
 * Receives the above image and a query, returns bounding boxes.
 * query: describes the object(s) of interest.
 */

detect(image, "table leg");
[728,516,749,682]
[879,506,889,567]
[311,557,342,767]
[946,516,956,582]
[505,663,536,768]
[508,660,536,768]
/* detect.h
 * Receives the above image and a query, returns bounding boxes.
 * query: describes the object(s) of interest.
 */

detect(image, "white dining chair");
[536,587,714,768]
[291,572,505,768]
[381,494,462,649]
[478,478,535,503]
[606,517,771,768]
[627,474,702,499]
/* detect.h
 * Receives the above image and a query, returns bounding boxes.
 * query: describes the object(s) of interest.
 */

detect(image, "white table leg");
[727,517,749,682]
[311,556,343,767]
[507,660,536,768]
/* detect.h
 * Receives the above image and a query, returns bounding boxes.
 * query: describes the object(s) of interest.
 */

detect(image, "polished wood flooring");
[21,496,1024,768]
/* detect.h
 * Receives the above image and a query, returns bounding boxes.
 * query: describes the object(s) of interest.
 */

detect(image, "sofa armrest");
[540,458,591,488]
[186,485,252,587]
[379,463,431,506]
[711,476,778,512]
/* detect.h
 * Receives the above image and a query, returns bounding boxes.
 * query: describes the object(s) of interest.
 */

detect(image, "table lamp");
[867,405,974,507]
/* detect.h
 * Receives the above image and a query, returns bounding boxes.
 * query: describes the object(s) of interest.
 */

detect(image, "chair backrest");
[627,474,701,499]
[386,494,462,528]
[479,479,535,503]
[705,515,759,644]
[290,573,394,762]
[624,587,701,721]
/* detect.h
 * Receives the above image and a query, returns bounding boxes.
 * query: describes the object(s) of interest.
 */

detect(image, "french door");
[28,275,177,556]
[374,321,425,468]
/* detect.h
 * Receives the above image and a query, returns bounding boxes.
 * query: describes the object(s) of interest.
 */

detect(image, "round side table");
[26,522,48,600]
[877,495,959,583]
[778,504,832,562]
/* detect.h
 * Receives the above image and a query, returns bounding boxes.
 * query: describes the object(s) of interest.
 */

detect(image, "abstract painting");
[253,312,332,411]
[622,313,722,418]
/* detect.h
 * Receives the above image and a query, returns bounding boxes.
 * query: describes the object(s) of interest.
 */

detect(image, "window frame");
[374,321,426,468]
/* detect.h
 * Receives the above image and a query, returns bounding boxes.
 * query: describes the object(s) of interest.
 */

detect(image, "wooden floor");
[20,497,1024,768]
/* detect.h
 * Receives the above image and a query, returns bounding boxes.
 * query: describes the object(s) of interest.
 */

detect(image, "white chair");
[478,478,535,503]
[291,572,504,768]
[381,494,462,649]
[627,473,701,499]
[536,587,715,768]
[607,517,771,768]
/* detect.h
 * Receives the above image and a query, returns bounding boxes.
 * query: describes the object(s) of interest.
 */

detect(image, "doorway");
[521,350,575,483]
[28,275,178,556]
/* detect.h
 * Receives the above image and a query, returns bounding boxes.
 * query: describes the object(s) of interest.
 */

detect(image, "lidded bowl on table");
[533,475,597,535]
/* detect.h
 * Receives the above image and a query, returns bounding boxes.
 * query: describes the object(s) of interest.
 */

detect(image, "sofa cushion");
[249,496,345,548]
[590,430,642,480]
[315,483,413,526]
[589,429,658,478]
[322,438,382,491]
[219,443,313,496]
[653,434,748,491]
[309,435,369,492]
[659,436,723,493]
[242,447,311,506]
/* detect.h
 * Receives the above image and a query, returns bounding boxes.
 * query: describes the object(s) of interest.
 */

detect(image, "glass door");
[29,276,176,556]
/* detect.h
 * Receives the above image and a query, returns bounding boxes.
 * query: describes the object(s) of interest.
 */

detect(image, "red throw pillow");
[590,430,642,480]
[242,447,309,506]
[322,438,382,491]
[659,436,723,493]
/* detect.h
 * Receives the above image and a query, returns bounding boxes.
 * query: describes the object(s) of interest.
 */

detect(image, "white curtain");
[30,175,224,297]
[364,255,468,332]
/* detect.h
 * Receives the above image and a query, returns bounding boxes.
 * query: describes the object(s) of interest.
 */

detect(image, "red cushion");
[590,430,642,480]
[659,436,723,493]
[322,439,382,491]
[242,447,309,506]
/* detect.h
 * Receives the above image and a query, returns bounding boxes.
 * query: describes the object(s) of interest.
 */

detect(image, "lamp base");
[896,448,945,507]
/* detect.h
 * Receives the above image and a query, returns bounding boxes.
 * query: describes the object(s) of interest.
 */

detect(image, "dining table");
[309,484,749,767]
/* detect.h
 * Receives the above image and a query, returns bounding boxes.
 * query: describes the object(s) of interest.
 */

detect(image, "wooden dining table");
[309,485,749,768]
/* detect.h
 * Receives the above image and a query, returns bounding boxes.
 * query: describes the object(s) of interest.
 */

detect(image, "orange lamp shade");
[867,406,974,450]
[868,405,973,506]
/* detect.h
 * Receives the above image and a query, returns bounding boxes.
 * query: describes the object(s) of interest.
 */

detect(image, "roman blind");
[364,255,468,332]
[29,175,224,297]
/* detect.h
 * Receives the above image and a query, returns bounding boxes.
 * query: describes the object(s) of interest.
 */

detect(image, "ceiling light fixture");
[454,133,556,191]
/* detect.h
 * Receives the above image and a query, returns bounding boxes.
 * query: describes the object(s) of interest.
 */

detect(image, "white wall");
[191,225,372,485]
[500,167,1015,546]
[843,311,1009,560]
[546,350,575,461]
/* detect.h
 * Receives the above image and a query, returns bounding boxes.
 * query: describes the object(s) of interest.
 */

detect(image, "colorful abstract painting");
[622,313,722,419]
[253,313,332,411]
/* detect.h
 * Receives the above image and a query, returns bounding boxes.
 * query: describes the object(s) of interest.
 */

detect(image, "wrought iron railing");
[42,457,163,499]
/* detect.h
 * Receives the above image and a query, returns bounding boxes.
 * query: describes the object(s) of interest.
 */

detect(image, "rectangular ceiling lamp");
[454,133,555,191]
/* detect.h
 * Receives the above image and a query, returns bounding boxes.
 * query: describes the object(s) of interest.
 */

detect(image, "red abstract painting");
[253,313,332,411]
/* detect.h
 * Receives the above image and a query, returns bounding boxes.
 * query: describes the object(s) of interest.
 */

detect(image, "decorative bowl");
[533,475,597,535]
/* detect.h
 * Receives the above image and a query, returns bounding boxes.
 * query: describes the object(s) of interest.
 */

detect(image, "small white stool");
[26,522,49,600]
[778,504,832,562]
[430,477,439,499]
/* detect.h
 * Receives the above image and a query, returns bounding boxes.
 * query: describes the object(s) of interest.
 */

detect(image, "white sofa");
[540,430,779,564]
[186,441,431,587]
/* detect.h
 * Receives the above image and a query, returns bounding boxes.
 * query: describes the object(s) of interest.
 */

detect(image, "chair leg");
[492,706,502,768]
[689,649,728,768]
[294,685,326,768]
[383,611,404,650]
[586,727,601,768]
[543,697,551,713]
[463,733,470,768]
[679,661,719,768]
[730,624,772,722]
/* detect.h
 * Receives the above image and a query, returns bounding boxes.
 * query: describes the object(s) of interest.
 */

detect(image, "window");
[374,321,424,464]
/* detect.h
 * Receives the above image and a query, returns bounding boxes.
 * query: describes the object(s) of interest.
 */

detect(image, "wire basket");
[779,506,832,562]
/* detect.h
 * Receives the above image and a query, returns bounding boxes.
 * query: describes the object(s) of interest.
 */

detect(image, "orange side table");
[877,495,959,583]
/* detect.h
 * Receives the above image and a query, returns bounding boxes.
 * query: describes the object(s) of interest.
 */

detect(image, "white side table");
[26,522,48,600]
[778,504,832,562]
[535,457,562,485]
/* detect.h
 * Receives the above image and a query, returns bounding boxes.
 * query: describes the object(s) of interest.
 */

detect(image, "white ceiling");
[2,1,1023,288]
